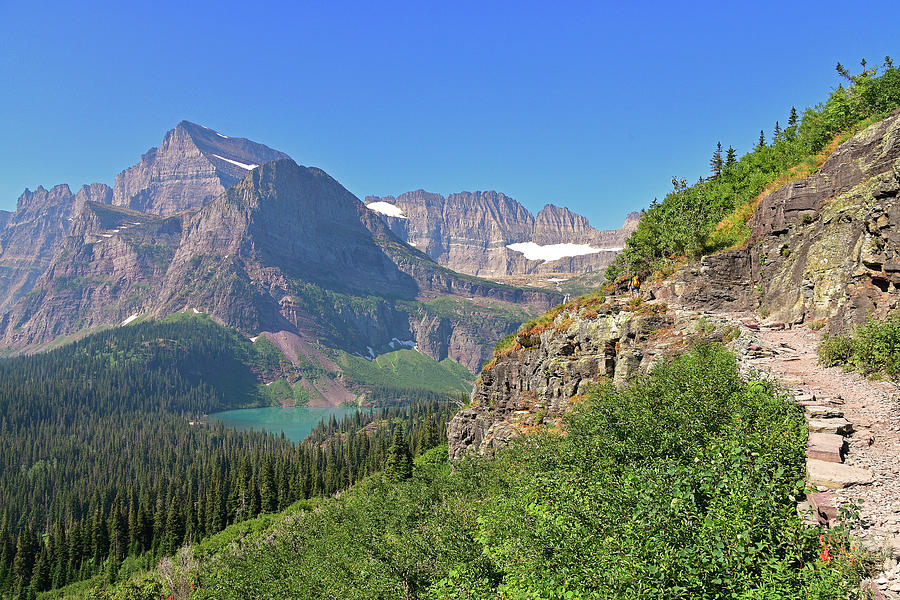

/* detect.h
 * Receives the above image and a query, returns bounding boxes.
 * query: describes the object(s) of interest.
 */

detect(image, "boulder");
[807,491,839,524]
[805,405,845,418]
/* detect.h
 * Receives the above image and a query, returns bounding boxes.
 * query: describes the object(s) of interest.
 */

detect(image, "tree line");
[0,317,457,599]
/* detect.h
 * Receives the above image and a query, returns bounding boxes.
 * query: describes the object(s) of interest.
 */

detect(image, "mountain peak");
[111,122,291,216]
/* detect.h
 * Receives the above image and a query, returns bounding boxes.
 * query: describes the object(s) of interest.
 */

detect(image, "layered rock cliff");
[364,190,638,278]
[111,121,290,216]
[658,107,900,332]
[0,185,86,312]
[448,298,674,458]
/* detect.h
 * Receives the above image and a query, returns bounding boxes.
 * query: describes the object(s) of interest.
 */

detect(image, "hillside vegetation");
[608,58,900,280]
[819,312,900,377]
[83,345,863,600]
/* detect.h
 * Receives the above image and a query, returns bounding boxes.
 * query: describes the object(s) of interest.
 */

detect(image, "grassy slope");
[332,348,473,395]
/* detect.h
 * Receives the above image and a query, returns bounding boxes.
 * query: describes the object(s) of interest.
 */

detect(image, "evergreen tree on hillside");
[836,61,851,81]
[725,145,737,169]
[773,121,782,142]
[756,129,767,150]
[788,106,798,127]
[709,142,723,178]
[384,429,413,482]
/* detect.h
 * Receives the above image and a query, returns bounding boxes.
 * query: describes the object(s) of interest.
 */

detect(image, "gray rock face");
[0,201,184,347]
[0,184,90,312]
[448,305,673,459]
[661,107,900,332]
[364,190,638,278]
[656,250,756,311]
[112,121,290,216]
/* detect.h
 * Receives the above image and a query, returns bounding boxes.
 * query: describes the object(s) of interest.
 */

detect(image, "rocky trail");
[713,311,900,598]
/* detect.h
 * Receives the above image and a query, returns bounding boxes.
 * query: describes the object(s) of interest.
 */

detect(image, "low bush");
[819,334,854,367]
[819,314,900,376]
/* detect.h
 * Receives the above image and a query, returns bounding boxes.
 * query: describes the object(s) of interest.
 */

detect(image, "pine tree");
[162,501,184,556]
[725,146,737,169]
[11,530,35,593]
[28,548,50,594]
[709,142,723,178]
[91,510,108,564]
[756,130,767,150]
[104,554,120,587]
[773,121,782,142]
[836,61,851,81]
[788,106,798,128]
[384,429,413,482]
[258,459,276,513]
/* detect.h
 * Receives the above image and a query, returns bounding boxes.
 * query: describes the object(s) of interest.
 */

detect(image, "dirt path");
[715,312,900,597]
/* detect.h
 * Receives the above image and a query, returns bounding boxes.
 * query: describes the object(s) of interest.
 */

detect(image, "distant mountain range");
[0,121,631,399]
[364,190,638,278]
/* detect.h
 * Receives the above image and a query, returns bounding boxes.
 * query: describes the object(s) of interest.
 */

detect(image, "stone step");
[807,433,846,463]
[806,458,873,489]
[807,491,838,524]
[807,417,854,435]
[805,405,845,418]
[794,393,816,403]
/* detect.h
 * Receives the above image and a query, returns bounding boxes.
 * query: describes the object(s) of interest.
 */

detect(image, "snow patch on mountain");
[506,242,622,262]
[388,338,417,350]
[366,201,407,219]
[211,154,259,170]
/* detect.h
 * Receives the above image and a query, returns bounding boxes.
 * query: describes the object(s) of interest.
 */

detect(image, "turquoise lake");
[209,405,362,443]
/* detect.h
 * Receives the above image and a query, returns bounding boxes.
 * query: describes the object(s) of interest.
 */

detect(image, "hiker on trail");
[629,274,640,297]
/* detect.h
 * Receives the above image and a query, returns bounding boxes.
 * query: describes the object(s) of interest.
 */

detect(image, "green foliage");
[819,313,900,376]
[331,348,473,395]
[172,346,859,599]
[818,334,854,368]
[256,378,310,406]
[608,60,900,280]
[383,429,413,483]
[417,296,532,324]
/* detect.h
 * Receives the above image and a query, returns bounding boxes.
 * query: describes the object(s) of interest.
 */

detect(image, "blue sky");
[1,1,897,229]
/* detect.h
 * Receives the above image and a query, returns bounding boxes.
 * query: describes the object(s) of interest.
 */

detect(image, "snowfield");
[366,201,407,219]
[211,154,259,170]
[506,242,622,262]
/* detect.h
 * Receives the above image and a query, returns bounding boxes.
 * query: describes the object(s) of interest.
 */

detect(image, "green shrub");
[850,315,900,375]
[819,314,900,376]
[818,334,853,367]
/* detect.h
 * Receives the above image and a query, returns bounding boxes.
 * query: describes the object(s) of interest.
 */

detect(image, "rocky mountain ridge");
[0,148,559,381]
[448,298,674,458]
[364,189,638,279]
[111,120,291,216]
